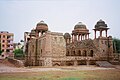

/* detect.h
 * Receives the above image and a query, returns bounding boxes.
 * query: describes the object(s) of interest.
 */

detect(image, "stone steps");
[96,61,114,68]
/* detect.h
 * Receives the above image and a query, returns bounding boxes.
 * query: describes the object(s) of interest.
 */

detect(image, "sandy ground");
[0,63,118,73]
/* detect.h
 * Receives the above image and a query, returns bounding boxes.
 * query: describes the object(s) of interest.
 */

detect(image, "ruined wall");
[93,36,113,60]
[66,39,97,58]
[36,31,66,66]
[50,32,66,57]
[27,39,37,66]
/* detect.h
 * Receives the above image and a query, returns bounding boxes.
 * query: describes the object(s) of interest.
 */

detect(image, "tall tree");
[0,43,2,55]
[13,49,24,58]
[113,38,120,53]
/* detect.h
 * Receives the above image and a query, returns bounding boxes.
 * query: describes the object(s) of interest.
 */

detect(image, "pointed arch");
[77,50,81,56]
[66,51,69,56]
[90,50,94,57]
[83,50,87,56]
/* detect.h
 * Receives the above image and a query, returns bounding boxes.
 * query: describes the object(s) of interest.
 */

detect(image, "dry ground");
[0,61,120,80]
[0,69,120,80]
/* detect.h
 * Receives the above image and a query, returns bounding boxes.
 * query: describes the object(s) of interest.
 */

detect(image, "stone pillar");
[88,34,89,39]
[87,34,88,39]
[74,58,77,66]
[86,60,89,66]
[85,34,87,40]
[94,30,96,39]
[81,34,82,41]
[100,30,102,37]
[36,30,39,38]
[72,35,73,43]
[74,35,77,41]
[81,50,83,56]
[79,34,81,41]
[83,35,84,40]
[78,34,80,41]
[69,38,71,43]
[105,30,107,37]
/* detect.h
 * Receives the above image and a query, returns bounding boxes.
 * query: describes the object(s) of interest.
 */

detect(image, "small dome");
[36,20,48,26]
[36,20,48,31]
[74,22,86,29]
[95,19,107,29]
[64,33,71,39]
[30,29,36,36]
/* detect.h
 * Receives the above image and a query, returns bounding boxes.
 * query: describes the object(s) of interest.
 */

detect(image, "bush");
[13,49,24,59]
[113,38,120,53]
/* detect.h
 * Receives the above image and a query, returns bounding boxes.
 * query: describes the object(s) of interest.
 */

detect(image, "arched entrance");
[66,51,69,56]
[77,50,81,56]
[53,63,60,66]
[83,50,87,56]
[90,50,94,57]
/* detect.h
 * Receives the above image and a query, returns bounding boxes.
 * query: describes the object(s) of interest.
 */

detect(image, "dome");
[30,29,36,36]
[95,19,107,29]
[64,33,71,39]
[74,22,86,30]
[36,20,48,31]
[36,20,48,26]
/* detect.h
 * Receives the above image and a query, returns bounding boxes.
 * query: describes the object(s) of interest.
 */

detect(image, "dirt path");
[1,59,119,73]
[0,62,117,73]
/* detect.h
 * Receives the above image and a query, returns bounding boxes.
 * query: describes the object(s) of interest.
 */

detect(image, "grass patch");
[59,77,80,80]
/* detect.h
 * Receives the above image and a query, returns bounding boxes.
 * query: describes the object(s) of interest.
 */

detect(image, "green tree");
[13,49,24,58]
[0,43,2,55]
[113,38,120,53]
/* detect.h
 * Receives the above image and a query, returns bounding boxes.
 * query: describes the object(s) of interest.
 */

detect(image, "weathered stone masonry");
[25,20,114,66]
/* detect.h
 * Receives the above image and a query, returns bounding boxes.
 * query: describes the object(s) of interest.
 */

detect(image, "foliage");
[13,49,24,58]
[0,43,2,55]
[20,40,24,42]
[113,38,120,53]
[0,50,2,55]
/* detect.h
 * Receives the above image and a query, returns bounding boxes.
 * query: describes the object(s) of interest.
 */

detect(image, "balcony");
[7,38,13,41]
[7,46,13,50]
[7,42,13,45]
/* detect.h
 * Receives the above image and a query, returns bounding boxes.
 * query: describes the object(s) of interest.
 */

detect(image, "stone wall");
[26,31,66,66]
[93,36,113,60]
[25,32,114,66]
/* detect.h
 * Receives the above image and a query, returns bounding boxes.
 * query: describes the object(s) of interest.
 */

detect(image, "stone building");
[25,20,114,66]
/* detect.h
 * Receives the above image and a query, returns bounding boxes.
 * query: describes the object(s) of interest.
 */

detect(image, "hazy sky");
[0,0,120,42]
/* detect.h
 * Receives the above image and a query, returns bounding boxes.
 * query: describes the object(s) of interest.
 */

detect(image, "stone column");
[79,34,81,41]
[78,34,80,41]
[86,60,89,66]
[81,50,83,56]
[83,35,84,40]
[85,35,86,40]
[74,35,77,41]
[100,30,102,37]
[36,30,39,38]
[74,58,77,66]
[94,30,96,39]
[81,34,83,41]
[105,30,107,37]
[69,38,71,43]
[72,35,73,43]
[88,34,89,39]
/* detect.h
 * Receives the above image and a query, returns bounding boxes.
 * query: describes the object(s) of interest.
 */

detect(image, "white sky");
[0,0,120,42]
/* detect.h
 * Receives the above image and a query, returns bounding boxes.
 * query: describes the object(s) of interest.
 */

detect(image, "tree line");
[113,38,120,53]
